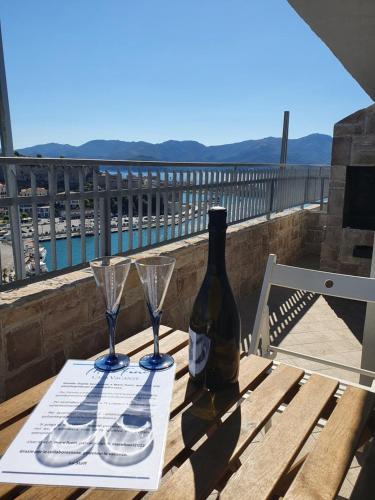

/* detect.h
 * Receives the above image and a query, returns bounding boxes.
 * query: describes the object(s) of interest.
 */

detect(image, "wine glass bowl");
[90,256,132,371]
[135,256,176,370]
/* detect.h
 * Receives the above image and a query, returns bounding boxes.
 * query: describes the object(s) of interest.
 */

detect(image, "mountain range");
[17,133,332,164]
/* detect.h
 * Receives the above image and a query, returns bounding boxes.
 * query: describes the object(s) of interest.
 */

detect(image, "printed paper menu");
[0,360,175,491]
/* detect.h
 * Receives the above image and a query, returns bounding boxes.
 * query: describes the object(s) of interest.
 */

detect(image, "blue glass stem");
[151,311,161,357]
[106,309,119,361]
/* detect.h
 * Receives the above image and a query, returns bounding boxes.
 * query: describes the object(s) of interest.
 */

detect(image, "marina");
[0,212,197,274]
[42,216,195,270]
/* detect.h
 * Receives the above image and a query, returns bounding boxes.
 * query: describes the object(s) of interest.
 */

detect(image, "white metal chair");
[249,254,375,385]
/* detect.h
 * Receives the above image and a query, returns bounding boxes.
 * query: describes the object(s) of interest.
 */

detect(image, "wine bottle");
[188,206,240,390]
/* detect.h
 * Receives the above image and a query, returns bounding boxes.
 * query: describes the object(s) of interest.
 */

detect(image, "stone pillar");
[320,103,375,276]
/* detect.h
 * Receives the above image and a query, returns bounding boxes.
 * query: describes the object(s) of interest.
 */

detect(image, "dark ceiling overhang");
[288,0,375,101]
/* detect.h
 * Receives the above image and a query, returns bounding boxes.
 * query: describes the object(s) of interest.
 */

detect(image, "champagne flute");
[90,256,132,371]
[136,256,176,370]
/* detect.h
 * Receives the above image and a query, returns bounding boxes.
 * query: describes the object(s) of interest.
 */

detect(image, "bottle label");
[189,327,211,377]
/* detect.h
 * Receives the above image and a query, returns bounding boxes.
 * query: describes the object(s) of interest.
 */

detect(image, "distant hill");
[17,133,332,164]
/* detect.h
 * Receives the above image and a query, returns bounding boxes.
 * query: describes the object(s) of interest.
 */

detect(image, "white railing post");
[100,172,111,256]
[267,178,275,220]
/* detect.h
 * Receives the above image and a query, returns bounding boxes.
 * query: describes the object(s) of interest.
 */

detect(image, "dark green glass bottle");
[188,206,240,390]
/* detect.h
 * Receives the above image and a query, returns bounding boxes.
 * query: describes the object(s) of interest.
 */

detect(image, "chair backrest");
[249,254,375,363]
[271,262,375,302]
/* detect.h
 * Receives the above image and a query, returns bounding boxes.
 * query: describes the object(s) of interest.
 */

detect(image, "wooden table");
[0,325,374,500]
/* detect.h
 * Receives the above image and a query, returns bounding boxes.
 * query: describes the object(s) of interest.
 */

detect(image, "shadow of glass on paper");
[35,370,109,468]
[98,370,154,466]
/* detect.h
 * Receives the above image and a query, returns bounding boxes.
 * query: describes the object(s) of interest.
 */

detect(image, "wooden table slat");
[219,373,339,500]
[131,329,188,361]
[1,328,188,500]
[162,355,273,469]
[0,415,28,457]
[151,363,304,500]
[12,485,87,500]
[284,385,375,500]
[0,325,175,429]
[0,483,29,499]
[1,323,373,500]
[78,355,273,500]
[0,329,186,456]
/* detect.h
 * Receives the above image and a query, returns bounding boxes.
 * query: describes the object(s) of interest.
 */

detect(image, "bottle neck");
[207,228,227,274]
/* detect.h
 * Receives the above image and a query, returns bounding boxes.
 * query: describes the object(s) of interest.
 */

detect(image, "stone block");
[0,380,5,402]
[5,356,54,399]
[76,280,96,298]
[41,290,89,353]
[330,180,346,190]
[87,288,106,319]
[366,110,375,135]
[42,289,88,338]
[363,231,375,246]
[339,263,359,276]
[72,316,107,341]
[1,301,42,333]
[122,280,144,308]
[163,297,191,331]
[53,350,67,373]
[176,266,198,299]
[326,215,343,228]
[66,330,107,361]
[305,211,320,226]
[329,165,346,183]
[0,332,5,376]
[334,123,364,137]
[342,228,369,245]
[116,300,148,339]
[6,320,42,372]
[335,107,367,128]
[123,266,140,289]
[331,136,352,165]
[320,258,338,273]
[351,136,375,164]
[357,262,371,277]
[304,242,321,256]
[320,245,339,262]
[324,227,341,246]
[308,229,324,243]
[327,188,345,217]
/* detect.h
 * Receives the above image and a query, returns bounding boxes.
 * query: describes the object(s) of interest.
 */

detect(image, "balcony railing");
[0,157,330,289]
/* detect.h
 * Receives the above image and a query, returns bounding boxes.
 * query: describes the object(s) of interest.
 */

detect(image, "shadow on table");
[36,369,155,468]
[348,431,375,500]
[181,382,241,498]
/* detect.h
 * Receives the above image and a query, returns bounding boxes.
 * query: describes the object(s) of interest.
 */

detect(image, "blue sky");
[0,0,372,149]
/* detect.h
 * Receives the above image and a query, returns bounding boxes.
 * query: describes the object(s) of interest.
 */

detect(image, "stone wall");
[304,208,327,257]
[321,103,375,276]
[0,206,321,401]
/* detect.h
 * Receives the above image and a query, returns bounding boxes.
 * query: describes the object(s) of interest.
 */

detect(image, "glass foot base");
[139,353,174,371]
[95,353,129,372]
